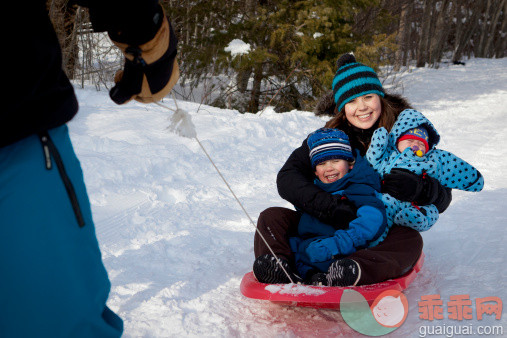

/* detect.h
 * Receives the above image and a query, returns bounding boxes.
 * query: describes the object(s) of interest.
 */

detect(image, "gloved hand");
[305,238,337,263]
[327,195,357,230]
[382,168,436,205]
[109,8,179,105]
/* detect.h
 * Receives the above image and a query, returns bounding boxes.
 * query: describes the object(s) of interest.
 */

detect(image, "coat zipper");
[39,132,86,228]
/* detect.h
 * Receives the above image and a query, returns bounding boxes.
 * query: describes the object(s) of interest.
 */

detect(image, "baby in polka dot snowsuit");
[366,109,484,243]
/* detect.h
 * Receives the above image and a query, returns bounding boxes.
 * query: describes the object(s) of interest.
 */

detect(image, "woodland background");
[49,0,506,113]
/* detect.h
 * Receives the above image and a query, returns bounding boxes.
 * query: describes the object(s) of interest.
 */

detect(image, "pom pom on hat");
[332,53,385,112]
[336,53,357,69]
[307,128,354,168]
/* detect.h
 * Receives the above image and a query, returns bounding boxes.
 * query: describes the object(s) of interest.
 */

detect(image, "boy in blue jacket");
[367,109,484,240]
[289,128,387,286]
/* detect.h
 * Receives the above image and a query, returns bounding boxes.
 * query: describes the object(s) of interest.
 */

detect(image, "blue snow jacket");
[289,150,387,278]
[367,109,484,238]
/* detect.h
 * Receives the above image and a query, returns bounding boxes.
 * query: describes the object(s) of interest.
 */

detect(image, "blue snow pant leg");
[0,125,123,338]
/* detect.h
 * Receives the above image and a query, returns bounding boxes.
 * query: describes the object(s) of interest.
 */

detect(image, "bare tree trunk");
[416,0,434,67]
[476,0,492,57]
[429,0,450,67]
[452,0,464,62]
[394,1,410,71]
[185,4,190,45]
[249,65,263,113]
[64,6,79,79]
[239,0,258,108]
[496,0,507,57]
[236,69,251,93]
[453,0,483,61]
[484,0,505,57]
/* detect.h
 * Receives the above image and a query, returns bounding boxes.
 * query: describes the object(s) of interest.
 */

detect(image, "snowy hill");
[69,58,507,337]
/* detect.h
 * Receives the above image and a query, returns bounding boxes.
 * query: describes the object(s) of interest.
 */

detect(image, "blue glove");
[305,238,337,263]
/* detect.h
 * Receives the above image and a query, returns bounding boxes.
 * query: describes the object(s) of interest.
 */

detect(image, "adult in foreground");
[1,1,178,336]
[253,54,451,287]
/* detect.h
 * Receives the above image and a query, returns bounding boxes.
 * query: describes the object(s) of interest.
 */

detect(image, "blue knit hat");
[307,128,354,168]
[332,53,385,112]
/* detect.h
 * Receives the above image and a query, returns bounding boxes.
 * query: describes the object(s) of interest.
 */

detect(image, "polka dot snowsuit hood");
[366,109,484,236]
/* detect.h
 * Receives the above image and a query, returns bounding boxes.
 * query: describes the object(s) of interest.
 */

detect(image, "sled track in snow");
[93,192,152,246]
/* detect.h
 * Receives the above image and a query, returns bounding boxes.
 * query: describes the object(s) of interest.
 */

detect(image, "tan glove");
[110,14,179,104]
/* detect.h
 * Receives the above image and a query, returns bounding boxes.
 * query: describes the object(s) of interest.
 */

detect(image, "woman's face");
[343,94,382,130]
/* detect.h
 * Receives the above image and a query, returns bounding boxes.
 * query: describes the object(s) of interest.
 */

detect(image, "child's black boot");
[309,272,328,286]
[253,254,302,284]
[327,258,361,287]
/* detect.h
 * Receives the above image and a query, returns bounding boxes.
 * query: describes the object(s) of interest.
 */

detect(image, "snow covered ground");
[69,58,507,337]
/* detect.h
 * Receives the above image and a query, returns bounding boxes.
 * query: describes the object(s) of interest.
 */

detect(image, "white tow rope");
[154,94,295,284]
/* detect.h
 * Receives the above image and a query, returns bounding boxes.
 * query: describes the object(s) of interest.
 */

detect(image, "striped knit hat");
[332,53,385,112]
[307,128,354,168]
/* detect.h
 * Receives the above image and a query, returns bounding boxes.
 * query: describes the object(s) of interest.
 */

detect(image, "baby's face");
[398,139,427,155]
[315,159,353,183]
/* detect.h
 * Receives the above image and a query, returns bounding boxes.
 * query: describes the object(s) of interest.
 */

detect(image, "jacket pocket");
[39,131,86,228]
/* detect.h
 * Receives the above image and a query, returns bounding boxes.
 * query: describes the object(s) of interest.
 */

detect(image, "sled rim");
[240,252,424,309]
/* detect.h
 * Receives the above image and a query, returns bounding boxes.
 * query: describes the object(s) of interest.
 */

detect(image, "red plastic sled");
[240,253,424,309]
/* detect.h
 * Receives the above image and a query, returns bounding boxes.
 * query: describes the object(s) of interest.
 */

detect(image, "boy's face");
[397,139,427,155]
[314,159,353,183]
